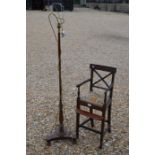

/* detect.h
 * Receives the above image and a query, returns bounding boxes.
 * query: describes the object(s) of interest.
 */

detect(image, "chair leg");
[90,107,94,127]
[99,120,105,149]
[76,113,80,139]
[107,106,111,133]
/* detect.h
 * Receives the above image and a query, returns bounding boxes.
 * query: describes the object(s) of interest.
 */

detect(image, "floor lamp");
[45,9,76,145]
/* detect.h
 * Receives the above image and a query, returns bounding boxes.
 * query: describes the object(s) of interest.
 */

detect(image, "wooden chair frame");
[76,64,117,148]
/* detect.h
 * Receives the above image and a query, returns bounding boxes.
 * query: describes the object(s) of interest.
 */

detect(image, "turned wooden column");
[57,23,64,132]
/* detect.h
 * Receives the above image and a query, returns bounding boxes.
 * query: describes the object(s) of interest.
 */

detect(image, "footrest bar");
[80,125,101,134]
[80,118,91,126]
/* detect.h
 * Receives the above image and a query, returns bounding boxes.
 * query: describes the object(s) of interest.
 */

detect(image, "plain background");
[0,0,155,155]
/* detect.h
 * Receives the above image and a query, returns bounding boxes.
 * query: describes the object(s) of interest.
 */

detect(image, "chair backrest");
[90,64,117,92]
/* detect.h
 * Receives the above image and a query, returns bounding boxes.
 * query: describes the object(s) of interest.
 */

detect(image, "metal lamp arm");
[48,10,65,42]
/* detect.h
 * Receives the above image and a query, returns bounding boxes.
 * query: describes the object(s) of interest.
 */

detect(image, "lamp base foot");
[45,125,76,146]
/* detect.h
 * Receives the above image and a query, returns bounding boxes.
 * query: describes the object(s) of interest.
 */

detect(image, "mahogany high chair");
[76,64,117,148]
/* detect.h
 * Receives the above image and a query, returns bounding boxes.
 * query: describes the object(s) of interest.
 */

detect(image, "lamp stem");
[57,23,64,131]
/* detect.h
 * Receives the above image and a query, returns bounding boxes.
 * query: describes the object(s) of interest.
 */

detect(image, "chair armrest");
[76,79,91,88]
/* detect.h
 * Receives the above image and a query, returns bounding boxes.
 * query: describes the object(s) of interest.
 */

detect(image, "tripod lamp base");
[45,125,76,146]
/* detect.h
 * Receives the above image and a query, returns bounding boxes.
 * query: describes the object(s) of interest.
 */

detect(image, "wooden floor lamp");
[45,9,76,145]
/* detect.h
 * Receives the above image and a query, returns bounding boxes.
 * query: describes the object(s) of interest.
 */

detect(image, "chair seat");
[80,91,105,107]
